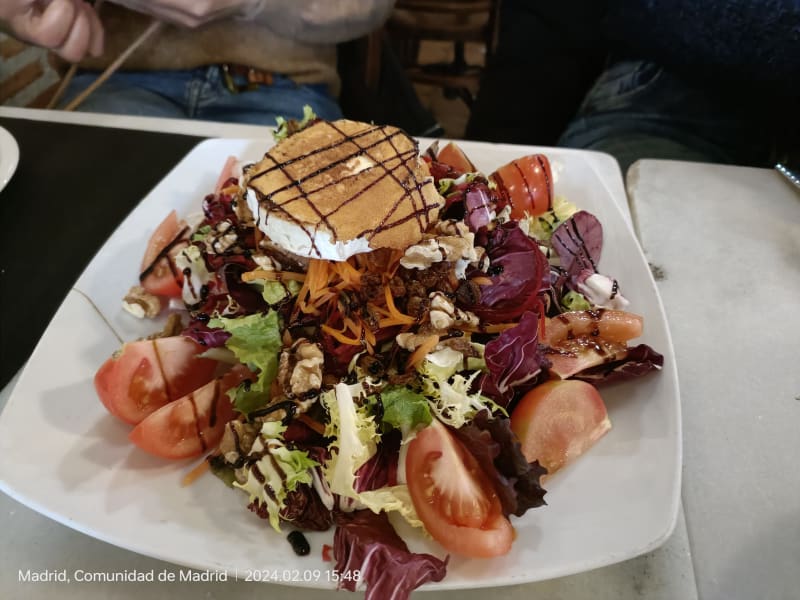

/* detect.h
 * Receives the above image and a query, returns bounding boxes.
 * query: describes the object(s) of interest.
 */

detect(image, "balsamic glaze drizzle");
[139,226,190,281]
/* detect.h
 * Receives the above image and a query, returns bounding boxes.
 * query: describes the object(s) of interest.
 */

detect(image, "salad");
[94,109,663,599]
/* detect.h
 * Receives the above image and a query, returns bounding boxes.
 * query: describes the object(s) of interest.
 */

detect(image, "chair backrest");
[390,0,500,56]
[0,34,61,108]
[395,0,495,15]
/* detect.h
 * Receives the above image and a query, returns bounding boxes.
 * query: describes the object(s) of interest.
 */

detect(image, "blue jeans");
[558,60,777,173]
[60,66,343,125]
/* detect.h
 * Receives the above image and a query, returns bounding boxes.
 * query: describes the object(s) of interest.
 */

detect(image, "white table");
[7,106,794,600]
[628,159,800,600]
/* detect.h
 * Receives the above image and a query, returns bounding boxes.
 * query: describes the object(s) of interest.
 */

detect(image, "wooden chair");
[385,0,500,107]
[0,34,62,108]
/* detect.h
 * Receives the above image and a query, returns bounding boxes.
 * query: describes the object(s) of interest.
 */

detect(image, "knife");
[775,162,800,192]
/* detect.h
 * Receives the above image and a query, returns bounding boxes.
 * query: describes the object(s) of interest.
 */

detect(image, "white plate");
[0,138,681,590]
[0,126,20,192]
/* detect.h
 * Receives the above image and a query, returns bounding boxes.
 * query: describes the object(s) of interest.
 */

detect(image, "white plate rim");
[0,125,20,193]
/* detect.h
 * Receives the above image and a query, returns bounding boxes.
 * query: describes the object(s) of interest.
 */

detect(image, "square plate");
[0,138,680,590]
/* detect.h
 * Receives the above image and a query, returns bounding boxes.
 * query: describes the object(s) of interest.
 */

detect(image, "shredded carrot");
[387,249,405,277]
[471,276,494,286]
[297,413,326,436]
[181,458,211,487]
[309,291,337,310]
[333,260,363,288]
[241,269,306,283]
[459,322,518,334]
[372,305,392,318]
[362,322,376,348]
[321,324,362,346]
[384,286,415,325]
[378,317,414,328]
[343,316,361,337]
[405,335,440,371]
[295,259,331,315]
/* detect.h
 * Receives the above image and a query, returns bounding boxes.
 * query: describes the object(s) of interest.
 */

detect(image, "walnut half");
[122,285,161,319]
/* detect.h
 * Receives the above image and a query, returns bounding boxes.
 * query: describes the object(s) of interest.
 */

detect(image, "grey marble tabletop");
[628,159,800,600]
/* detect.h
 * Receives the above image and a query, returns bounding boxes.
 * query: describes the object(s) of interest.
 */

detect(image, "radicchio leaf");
[482,311,549,405]
[451,410,547,517]
[333,510,448,600]
[248,480,333,531]
[202,184,238,226]
[250,446,332,531]
[572,344,664,384]
[182,320,231,349]
[551,211,603,278]
[426,159,462,184]
[354,430,401,493]
[467,222,550,323]
[463,181,495,232]
[196,262,267,318]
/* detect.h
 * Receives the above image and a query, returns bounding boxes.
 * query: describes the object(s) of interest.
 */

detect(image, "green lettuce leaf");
[321,383,424,529]
[321,383,379,498]
[523,195,578,241]
[561,290,592,311]
[377,386,432,439]
[418,349,505,428]
[208,311,282,414]
[273,105,317,142]
[258,279,302,306]
[234,421,318,532]
[191,224,212,242]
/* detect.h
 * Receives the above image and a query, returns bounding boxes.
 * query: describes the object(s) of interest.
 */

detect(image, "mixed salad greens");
[95,112,663,599]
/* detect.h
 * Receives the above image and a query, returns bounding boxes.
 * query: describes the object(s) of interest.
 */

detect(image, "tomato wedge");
[490,154,553,218]
[510,380,611,475]
[94,336,217,425]
[540,309,643,346]
[140,210,190,298]
[129,367,248,459]
[406,420,514,558]
[436,142,476,175]
[214,155,239,193]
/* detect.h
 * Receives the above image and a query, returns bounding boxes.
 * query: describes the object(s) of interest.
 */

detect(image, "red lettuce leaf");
[248,445,333,531]
[451,410,547,517]
[192,261,266,317]
[261,482,333,531]
[482,311,550,405]
[427,159,463,183]
[333,510,448,600]
[467,223,550,323]
[201,181,238,226]
[572,344,664,384]
[463,181,495,232]
[551,211,603,278]
[182,320,230,348]
[354,430,401,492]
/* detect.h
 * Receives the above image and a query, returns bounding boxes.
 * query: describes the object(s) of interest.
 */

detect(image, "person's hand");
[0,0,104,62]
[108,0,265,28]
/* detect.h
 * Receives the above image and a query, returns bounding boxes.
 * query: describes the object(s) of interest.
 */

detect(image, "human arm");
[0,0,104,62]
[251,0,396,44]
[107,0,395,43]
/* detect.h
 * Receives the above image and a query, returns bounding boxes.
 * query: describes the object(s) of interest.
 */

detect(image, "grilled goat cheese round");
[244,119,444,261]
